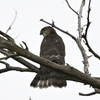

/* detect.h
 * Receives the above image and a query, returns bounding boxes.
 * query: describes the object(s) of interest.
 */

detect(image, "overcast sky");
[0,0,100,100]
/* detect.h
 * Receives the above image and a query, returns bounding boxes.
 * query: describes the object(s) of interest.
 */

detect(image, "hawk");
[30,26,67,88]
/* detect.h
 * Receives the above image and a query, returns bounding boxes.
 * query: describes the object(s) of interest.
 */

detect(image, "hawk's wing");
[40,34,65,64]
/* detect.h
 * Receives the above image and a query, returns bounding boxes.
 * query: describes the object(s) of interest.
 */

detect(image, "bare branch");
[0,34,100,89]
[1,30,100,90]
[79,91,97,96]
[82,0,100,60]
[0,31,15,43]
[19,41,29,51]
[0,54,18,60]
[6,8,17,33]
[0,49,39,73]
[79,87,100,96]
[65,0,79,16]
[0,49,90,84]
[77,0,89,75]
[78,0,85,38]
[0,61,32,73]
[40,19,77,42]
[84,39,100,60]
[22,41,29,51]
[84,0,91,37]
[76,39,89,75]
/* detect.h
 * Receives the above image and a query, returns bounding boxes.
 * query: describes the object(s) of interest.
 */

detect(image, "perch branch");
[19,41,29,51]
[0,33,100,89]
[0,49,89,83]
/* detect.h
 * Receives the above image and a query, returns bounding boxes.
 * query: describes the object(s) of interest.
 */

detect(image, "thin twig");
[22,41,29,51]
[19,41,29,51]
[84,0,91,37]
[79,91,97,96]
[0,61,32,73]
[0,31,15,43]
[6,8,17,33]
[0,49,39,73]
[65,0,79,16]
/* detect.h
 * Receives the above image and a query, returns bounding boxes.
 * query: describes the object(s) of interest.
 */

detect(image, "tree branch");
[65,0,79,16]
[79,91,97,96]
[84,0,91,37]
[6,8,17,33]
[0,61,32,73]
[0,49,39,73]
[82,0,100,60]
[40,19,77,42]
[0,49,88,84]
[77,0,89,75]
[0,33,100,89]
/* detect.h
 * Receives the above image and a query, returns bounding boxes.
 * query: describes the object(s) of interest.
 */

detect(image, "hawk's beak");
[40,32,42,35]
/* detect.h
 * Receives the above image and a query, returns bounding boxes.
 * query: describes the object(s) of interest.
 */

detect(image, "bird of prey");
[30,26,67,88]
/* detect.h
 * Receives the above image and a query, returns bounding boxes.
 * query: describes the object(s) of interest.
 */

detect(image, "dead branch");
[78,0,100,96]
[0,49,88,84]
[22,41,29,51]
[79,87,100,96]
[77,0,89,75]
[84,0,91,37]
[79,91,97,96]
[65,0,79,16]
[0,49,39,73]
[0,32,100,89]
[0,61,32,73]
[0,54,18,60]
[0,30,15,43]
[82,0,100,60]
[6,8,17,33]
[40,19,77,42]
[78,0,85,38]
[19,41,29,51]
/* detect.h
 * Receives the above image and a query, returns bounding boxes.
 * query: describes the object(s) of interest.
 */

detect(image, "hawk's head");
[40,26,55,37]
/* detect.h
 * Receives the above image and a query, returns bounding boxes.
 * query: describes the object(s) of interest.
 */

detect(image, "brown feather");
[30,26,67,88]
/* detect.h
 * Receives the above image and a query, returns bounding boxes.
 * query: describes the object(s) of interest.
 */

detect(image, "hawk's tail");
[30,71,67,88]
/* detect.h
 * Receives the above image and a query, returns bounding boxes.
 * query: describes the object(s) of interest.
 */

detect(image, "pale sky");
[0,0,100,100]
